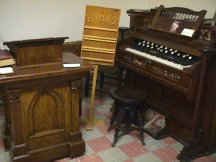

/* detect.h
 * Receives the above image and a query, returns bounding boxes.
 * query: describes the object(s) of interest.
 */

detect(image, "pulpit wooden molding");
[3,37,68,69]
[81,5,120,130]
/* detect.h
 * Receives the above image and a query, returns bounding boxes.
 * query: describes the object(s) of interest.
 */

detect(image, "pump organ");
[116,6,216,161]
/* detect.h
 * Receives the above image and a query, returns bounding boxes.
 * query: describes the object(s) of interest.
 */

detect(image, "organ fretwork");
[116,5,216,161]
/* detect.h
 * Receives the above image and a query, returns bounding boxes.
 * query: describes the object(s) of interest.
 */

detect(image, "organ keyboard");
[116,5,216,161]
[125,38,199,70]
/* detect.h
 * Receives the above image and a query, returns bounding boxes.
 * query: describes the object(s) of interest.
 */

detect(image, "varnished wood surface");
[149,5,206,38]
[0,52,93,85]
[63,41,82,56]
[81,6,120,66]
[116,7,216,161]
[0,52,92,162]
[4,37,69,68]
[127,8,156,33]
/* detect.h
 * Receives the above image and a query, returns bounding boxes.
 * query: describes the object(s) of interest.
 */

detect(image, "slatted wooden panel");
[150,5,206,38]
[81,6,120,66]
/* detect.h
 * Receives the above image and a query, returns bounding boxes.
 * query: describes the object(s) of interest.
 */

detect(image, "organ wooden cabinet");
[116,6,216,161]
[1,38,92,162]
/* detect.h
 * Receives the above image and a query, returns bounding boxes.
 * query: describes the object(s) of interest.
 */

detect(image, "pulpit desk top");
[0,52,93,85]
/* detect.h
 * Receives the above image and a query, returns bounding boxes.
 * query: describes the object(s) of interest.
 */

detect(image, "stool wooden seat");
[108,87,146,146]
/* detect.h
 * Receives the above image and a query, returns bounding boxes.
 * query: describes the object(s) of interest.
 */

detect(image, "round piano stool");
[108,87,146,146]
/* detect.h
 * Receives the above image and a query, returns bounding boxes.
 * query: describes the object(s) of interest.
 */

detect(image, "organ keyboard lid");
[148,5,207,38]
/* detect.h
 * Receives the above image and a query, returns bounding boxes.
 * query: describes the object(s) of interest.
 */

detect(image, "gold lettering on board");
[87,13,117,25]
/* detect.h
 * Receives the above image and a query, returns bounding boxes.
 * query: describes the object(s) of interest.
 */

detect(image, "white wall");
[0,0,215,49]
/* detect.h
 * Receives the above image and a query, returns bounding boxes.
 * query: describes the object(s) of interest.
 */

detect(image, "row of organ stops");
[134,38,199,66]
[160,11,198,22]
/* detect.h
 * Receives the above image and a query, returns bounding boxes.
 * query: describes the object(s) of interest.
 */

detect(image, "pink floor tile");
[96,124,113,135]
[127,129,142,141]
[73,153,103,162]
[128,129,151,141]
[153,146,178,162]
[163,137,177,145]
[119,141,149,158]
[54,157,71,162]
[94,98,104,106]
[87,136,112,152]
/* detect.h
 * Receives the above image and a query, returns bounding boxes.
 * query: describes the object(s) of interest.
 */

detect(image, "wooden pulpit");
[1,37,92,162]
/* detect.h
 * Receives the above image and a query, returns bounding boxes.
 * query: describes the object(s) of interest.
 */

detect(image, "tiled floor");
[0,91,216,162]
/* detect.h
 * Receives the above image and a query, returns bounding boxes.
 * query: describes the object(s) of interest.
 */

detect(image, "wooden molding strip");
[89,61,114,66]
[83,37,116,43]
[81,56,114,63]
[82,46,115,53]
[83,35,116,41]
[84,26,118,32]
[82,49,114,54]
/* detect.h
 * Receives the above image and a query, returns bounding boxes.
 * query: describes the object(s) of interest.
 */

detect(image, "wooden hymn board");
[81,5,120,65]
[81,6,120,130]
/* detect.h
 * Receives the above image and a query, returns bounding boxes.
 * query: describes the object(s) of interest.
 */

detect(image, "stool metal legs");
[112,107,125,146]
[109,103,145,146]
[107,103,118,132]
[137,109,145,145]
